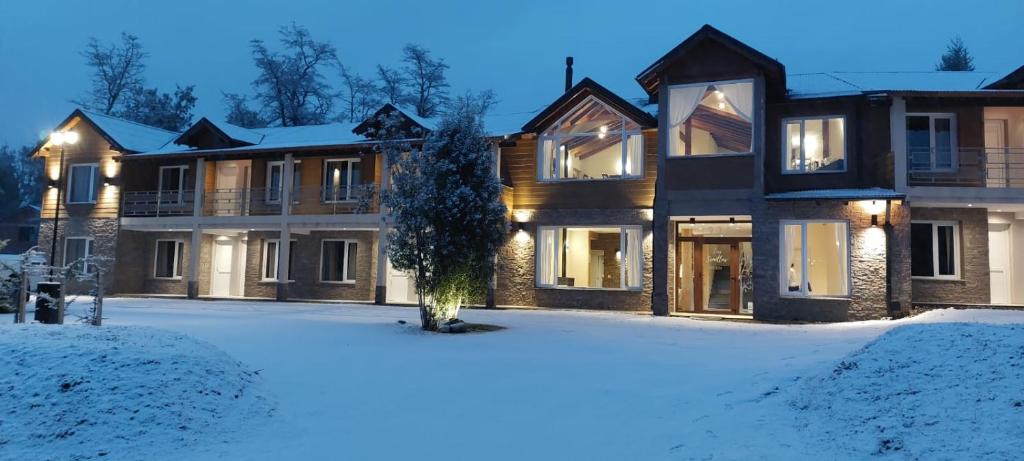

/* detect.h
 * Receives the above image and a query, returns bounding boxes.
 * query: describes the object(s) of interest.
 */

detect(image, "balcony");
[907,148,1024,188]
[122,183,378,218]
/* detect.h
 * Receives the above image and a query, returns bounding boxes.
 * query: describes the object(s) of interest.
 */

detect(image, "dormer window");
[668,79,754,156]
[537,96,644,181]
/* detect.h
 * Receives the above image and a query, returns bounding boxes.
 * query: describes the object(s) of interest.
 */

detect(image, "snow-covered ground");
[3,299,1023,460]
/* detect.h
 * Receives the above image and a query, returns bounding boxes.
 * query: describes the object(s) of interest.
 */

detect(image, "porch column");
[187,158,205,298]
[281,153,294,217]
[374,152,390,304]
[276,224,291,301]
[891,96,908,193]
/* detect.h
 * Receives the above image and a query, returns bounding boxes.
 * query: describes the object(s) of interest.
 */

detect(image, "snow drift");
[791,322,1024,459]
[0,325,273,460]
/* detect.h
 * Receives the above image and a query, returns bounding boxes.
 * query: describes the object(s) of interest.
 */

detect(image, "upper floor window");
[67,163,98,204]
[266,160,302,204]
[669,80,754,157]
[783,116,846,173]
[537,96,643,181]
[323,159,361,202]
[159,165,188,204]
[907,114,956,171]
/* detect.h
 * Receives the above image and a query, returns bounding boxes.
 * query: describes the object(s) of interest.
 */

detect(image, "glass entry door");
[677,237,752,314]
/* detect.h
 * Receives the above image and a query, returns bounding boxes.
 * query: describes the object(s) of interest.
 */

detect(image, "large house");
[32,25,1024,321]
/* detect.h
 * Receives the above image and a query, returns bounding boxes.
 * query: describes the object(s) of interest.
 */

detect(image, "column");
[890,96,908,193]
[277,154,294,301]
[187,158,205,298]
[374,152,390,304]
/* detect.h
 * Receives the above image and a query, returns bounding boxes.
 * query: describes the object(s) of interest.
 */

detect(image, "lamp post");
[47,130,78,274]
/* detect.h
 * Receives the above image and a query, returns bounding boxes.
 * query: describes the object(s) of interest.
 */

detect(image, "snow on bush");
[0,325,273,460]
[791,323,1024,459]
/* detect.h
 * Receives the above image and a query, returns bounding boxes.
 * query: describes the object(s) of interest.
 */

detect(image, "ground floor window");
[320,240,357,283]
[780,221,849,297]
[154,239,185,279]
[63,237,94,274]
[911,221,959,279]
[536,226,642,290]
[262,239,295,282]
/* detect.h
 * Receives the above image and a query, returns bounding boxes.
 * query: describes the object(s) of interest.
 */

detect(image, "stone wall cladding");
[910,207,990,304]
[244,230,377,302]
[38,217,120,295]
[496,208,653,311]
[111,230,192,296]
[751,199,911,322]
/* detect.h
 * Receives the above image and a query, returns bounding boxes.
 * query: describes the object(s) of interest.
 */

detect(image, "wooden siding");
[663,154,755,190]
[501,130,657,210]
[40,117,121,220]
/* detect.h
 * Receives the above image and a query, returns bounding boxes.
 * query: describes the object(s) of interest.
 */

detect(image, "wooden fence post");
[14,271,27,324]
[93,270,103,326]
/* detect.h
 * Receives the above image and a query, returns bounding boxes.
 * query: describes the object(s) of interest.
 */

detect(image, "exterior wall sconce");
[48,179,57,189]
[870,214,879,227]
[510,221,527,233]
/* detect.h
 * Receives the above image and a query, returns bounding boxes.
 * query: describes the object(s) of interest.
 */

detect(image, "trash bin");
[34,281,61,324]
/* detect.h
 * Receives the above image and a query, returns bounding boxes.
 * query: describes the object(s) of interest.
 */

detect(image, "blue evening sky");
[1,0,1021,146]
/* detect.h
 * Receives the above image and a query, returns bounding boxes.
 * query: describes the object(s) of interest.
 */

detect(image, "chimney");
[564,56,574,92]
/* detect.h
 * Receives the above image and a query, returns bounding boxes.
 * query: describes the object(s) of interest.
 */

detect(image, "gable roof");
[985,64,1024,90]
[635,24,785,95]
[352,103,434,139]
[787,71,1005,99]
[521,77,658,133]
[31,108,179,157]
[174,117,263,148]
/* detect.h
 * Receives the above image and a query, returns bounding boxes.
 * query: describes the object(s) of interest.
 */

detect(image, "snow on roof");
[211,121,264,145]
[787,71,1003,99]
[137,121,368,157]
[766,188,904,201]
[79,109,179,153]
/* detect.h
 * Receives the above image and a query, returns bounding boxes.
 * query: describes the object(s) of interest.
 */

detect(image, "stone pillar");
[187,158,205,298]
[374,152,390,305]
[651,81,670,316]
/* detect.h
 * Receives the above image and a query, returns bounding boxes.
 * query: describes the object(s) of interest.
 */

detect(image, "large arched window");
[537,96,644,181]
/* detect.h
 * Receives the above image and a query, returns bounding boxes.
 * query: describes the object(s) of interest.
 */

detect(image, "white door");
[989,225,1011,304]
[211,239,235,297]
[214,163,239,216]
[386,260,418,304]
[984,119,1008,187]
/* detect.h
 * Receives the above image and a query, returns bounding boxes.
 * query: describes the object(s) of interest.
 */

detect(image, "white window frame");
[906,113,958,172]
[63,236,94,273]
[158,165,189,204]
[261,238,296,282]
[322,158,360,203]
[318,239,358,284]
[911,220,961,280]
[152,239,185,280]
[781,115,847,174]
[265,160,302,204]
[667,78,756,158]
[778,220,851,298]
[536,96,644,182]
[534,225,643,291]
[66,163,99,204]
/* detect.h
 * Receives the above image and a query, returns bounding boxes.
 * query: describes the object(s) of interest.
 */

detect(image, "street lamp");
[47,130,79,273]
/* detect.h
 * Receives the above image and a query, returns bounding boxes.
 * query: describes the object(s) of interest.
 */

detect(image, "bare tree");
[222,92,269,128]
[401,44,450,118]
[376,64,408,106]
[339,63,382,123]
[80,33,147,114]
[250,23,338,126]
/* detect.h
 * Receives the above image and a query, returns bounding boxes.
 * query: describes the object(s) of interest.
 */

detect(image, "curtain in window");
[624,227,642,288]
[718,81,754,122]
[539,139,556,179]
[626,134,643,176]
[668,85,708,155]
[69,166,95,202]
[834,224,849,295]
[538,228,556,285]
[345,242,358,281]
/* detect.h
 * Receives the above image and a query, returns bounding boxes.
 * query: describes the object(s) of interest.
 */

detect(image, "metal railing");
[907,147,1024,188]
[290,183,378,215]
[122,190,195,217]
[203,187,281,216]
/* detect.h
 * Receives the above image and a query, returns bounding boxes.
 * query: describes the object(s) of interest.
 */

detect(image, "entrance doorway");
[675,220,753,314]
[386,259,418,304]
[209,235,246,297]
[989,223,1012,304]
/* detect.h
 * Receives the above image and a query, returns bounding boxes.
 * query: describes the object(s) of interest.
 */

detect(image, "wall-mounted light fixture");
[870,214,879,227]
[509,221,527,234]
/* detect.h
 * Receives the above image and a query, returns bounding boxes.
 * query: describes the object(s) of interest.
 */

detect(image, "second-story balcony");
[122,183,378,218]
[907,148,1024,188]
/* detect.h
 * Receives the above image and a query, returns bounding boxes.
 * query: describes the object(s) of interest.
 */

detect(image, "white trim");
[667,78,756,157]
[911,220,961,280]
[906,113,958,172]
[318,239,358,284]
[536,95,644,182]
[62,236,94,273]
[534,225,643,291]
[66,163,99,204]
[266,160,302,204]
[778,220,851,298]
[780,115,848,174]
[322,158,360,203]
[261,238,296,282]
[157,165,189,205]
[152,239,185,280]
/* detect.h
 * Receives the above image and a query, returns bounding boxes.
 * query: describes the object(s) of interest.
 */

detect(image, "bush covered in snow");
[0,325,273,460]
[791,323,1024,459]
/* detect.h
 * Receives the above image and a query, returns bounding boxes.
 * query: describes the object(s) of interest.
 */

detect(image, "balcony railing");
[907,147,1024,188]
[122,190,195,217]
[121,183,378,218]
